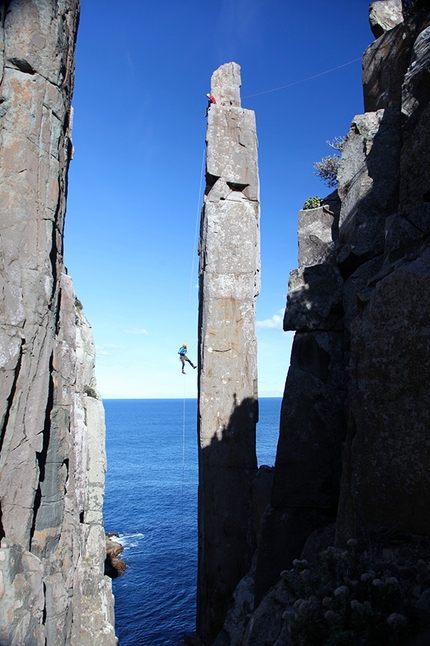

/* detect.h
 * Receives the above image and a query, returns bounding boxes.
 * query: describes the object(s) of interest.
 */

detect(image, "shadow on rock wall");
[197,395,258,645]
[255,62,430,604]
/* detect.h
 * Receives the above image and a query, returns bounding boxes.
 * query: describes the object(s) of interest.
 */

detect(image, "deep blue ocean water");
[103,397,282,646]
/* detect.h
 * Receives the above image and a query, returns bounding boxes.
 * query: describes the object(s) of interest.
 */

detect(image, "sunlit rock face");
[369,0,403,38]
[0,2,115,644]
[197,62,260,646]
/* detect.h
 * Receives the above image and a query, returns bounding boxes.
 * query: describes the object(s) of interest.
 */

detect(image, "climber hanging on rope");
[205,92,216,117]
[178,343,197,374]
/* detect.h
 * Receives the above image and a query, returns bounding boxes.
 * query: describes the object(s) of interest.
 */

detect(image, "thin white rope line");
[188,147,205,306]
[179,380,186,577]
[242,56,362,99]
[182,388,186,470]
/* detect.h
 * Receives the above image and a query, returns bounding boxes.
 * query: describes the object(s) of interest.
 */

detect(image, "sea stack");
[0,2,115,643]
[197,62,260,645]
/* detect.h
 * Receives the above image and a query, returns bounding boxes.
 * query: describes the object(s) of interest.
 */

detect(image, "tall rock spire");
[197,62,260,645]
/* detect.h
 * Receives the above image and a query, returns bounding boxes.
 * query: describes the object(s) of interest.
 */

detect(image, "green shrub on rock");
[303,196,322,210]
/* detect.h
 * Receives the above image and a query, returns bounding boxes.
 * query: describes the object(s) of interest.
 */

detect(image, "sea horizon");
[101,395,283,400]
[103,397,282,645]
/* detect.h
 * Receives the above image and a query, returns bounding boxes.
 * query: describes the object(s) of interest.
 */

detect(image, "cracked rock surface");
[211,3,430,645]
[197,62,260,646]
[0,2,116,644]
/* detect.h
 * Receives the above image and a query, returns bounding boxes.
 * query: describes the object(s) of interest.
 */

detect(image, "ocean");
[103,397,282,646]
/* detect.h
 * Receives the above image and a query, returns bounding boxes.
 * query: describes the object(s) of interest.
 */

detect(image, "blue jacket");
[178,346,186,356]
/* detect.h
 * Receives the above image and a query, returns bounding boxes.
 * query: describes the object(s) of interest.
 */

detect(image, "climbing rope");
[179,377,186,577]
[242,56,362,99]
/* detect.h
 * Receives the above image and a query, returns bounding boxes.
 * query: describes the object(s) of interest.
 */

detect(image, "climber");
[178,344,197,374]
[205,92,216,117]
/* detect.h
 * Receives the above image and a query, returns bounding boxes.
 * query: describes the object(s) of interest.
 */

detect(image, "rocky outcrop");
[336,3,430,545]
[363,4,429,113]
[252,191,345,608]
[369,0,403,38]
[197,62,260,645]
[105,534,126,578]
[72,304,116,644]
[256,0,430,582]
[211,2,430,644]
[0,2,115,644]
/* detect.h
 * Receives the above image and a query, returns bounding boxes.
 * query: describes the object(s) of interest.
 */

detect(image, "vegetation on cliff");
[313,137,345,188]
[282,537,430,645]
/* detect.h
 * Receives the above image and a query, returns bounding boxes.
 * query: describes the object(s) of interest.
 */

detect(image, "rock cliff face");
[256,0,430,591]
[0,2,115,644]
[197,62,260,646]
[207,2,430,644]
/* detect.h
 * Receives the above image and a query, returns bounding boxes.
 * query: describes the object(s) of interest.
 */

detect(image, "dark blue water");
[103,397,281,646]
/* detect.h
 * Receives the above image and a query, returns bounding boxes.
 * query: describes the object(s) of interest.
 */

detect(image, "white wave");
[116,532,145,548]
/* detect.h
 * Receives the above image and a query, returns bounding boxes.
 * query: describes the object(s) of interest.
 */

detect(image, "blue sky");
[65,0,374,399]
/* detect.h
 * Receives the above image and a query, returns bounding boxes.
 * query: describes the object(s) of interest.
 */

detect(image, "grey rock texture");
[254,328,346,605]
[242,577,291,646]
[336,108,402,272]
[336,7,430,546]
[197,62,260,645]
[209,62,242,109]
[215,3,430,644]
[189,4,430,645]
[400,15,430,216]
[0,2,115,644]
[212,563,256,646]
[363,7,430,112]
[72,304,116,645]
[297,191,340,267]
[272,331,346,512]
[254,120,347,606]
[401,25,430,119]
[369,0,403,38]
[284,265,343,331]
[340,248,430,537]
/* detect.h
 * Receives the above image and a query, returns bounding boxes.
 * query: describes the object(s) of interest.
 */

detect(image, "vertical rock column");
[197,62,260,645]
[0,2,116,644]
